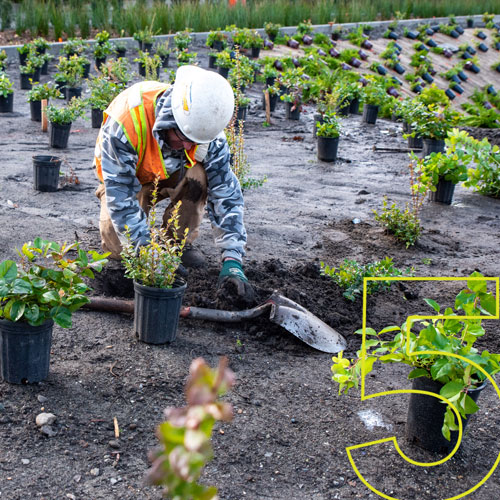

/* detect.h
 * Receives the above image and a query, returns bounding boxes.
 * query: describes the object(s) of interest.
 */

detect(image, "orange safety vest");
[94,81,197,184]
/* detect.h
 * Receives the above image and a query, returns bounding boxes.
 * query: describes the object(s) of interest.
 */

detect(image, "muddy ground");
[1,41,500,500]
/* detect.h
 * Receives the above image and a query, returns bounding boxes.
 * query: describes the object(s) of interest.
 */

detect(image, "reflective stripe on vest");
[95,81,172,184]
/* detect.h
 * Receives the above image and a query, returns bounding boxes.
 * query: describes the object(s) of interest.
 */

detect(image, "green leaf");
[9,301,26,322]
[440,381,464,401]
[479,293,497,316]
[467,272,486,293]
[0,260,17,281]
[30,277,46,288]
[158,422,185,445]
[463,394,479,415]
[424,298,440,313]
[12,278,32,295]
[24,304,40,324]
[430,358,452,380]
[408,368,429,379]
[379,326,401,334]
[41,291,60,304]
[50,306,72,328]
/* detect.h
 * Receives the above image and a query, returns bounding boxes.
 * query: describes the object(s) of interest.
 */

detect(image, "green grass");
[7,0,499,38]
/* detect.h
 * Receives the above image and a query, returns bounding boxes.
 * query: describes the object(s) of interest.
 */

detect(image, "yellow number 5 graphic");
[345,276,500,500]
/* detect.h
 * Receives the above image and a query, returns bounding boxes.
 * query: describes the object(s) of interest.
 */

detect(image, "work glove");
[217,259,255,309]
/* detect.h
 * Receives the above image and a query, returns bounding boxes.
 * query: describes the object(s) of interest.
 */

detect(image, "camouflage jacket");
[95,88,246,262]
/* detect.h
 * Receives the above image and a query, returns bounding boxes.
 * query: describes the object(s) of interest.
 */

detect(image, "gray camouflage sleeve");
[100,118,150,250]
[204,134,247,262]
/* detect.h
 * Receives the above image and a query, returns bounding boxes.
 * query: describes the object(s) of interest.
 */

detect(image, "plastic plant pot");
[443,49,453,58]
[208,54,216,69]
[426,39,437,47]
[422,72,434,83]
[134,279,186,344]
[160,55,169,68]
[406,377,486,453]
[461,51,472,60]
[428,27,437,35]
[143,42,153,52]
[49,122,72,149]
[20,72,37,90]
[337,101,350,117]
[477,43,488,52]
[486,85,497,96]
[361,40,373,50]
[449,30,459,38]
[386,86,399,98]
[349,57,362,68]
[423,138,445,156]
[302,35,313,46]
[30,100,41,121]
[408,135,423,150]
[466,46,476,55]
[19,52,28,66]
[450,74,461,84]
[116,48,127,58]
[95,57,106,70]
[362,104,379,125]
[464,61,480,73]
[393,63,405,74]
[329,48,340,58]
[349,98,360,115]
[82,63,91,78]
[0,319,53,384]
[251,47,261,58]
[317,136,339,162]
[340,62,351,71]
[41,60,49,75]
[218,66,229,79]
[451,84,464,94]
[91,108,103,128]
[212,40,224,51]
[476,31,487,40]
[445,88,456,100]
[467,19,474,28]
[388,32,399,40]
[287,39,299,49]
[457,71,468,81]
[285,101,301,120]
[412,84,423,94]
[67,87,82,100]
[456,26,464,35]
[236,106,247,122]
[33,155,62,192]
[358,49,369,60]
[406,31,418,39]
[317,48,327,57]
[0,94,13,113]
[429,178,456,204]
[375,65,387,75]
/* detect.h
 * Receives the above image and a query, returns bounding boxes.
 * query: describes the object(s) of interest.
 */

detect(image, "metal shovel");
[85,292,347,353]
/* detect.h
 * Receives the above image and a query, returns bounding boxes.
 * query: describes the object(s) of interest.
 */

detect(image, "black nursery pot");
[218,66,229,79]
[408,135,423,150]
[20,72,36,90]
[0,319,53,384]
[477,43,488,52]
[208,54,217,69]
[50,122,72,149]
[406,377,486,453]
[30,100,41,121]
[422,72,434,83]
[457,71,468,82]
[426,38,437,47]
[91,108,103,128]
[212,40,224,51]
[251,47,261,58]
[95,57,106,70]
[67,87,82,100]
[449,29,459,38]
[393,62,405,74]
[19,51,28,66]
[361,39,373,50]
[134,279,187,344]
[116,48,127,58]
[423,138,445,156]
[429,177,456,204]
[160,54,169,68]
[452,84,464,95]
[337,100,351,116]
[82,62,91,78]
[455,26,464,35]
[33,155,62,192]
[317,136,339,162]
[406,31,418,39]
[0,94,13,113]
[349,98,360,115]
[375,65,387,75]
[285,101,301,120]
[467,19,474,28]
[362,104,379,124]
[236,105,247,121]
[143,42,153,52]
[262,92,278,112]
[445,88,456,100]
[41,59,49,75]
[487,85,497,96]
[476,31,487,40]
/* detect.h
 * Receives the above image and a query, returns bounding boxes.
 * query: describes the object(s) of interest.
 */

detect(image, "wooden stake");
[41,99,48,132]
[264,91,271,125]
[113,417,120,438]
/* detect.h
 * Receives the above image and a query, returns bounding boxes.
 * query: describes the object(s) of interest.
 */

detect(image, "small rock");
[73,475,81,483]
[66,494,76,500]
[357,189,370,195]
[37,395,48,404]
[0,403,5,411]
[40,425,57,437]
[110,477,121,485]
[36,412,56,427]
[108,439,120,449]
[129,423,137,430]
[90,468,100,477]
[21,459,30,465]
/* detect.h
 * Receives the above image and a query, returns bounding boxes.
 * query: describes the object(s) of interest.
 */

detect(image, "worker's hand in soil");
[217,259,255,308]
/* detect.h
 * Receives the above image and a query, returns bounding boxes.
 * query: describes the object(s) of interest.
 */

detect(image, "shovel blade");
[267,294,347,354]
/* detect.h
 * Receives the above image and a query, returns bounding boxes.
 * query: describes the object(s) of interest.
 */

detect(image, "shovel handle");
[84,297,270,322]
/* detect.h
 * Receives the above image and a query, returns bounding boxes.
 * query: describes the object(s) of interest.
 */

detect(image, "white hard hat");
[171,65,235,144]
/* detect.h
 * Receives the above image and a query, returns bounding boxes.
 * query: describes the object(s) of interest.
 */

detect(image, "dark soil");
[1,40,500,500]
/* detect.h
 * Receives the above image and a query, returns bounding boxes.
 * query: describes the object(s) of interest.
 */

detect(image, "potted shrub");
[155,40,171,68]
[278,68,306,120]
[360,79,387,124]
[95,29,110,45]
[93,41,113,70]
[62,38,87,58]
[263,83,280,112]
[316,112,341,162]
[114,42,127,58]
[206,29,228,51]
[215,50,233,79]
[234,92,250,123]
[0,74,14,113]
[174,28,193,52]
[248,30,264,58]
[134,51,161,79]
[331,273,499,453]
[0,50,7,72]
[27,83,62,122]
[264,22,281,42]
[63,55,86,100]
[133,27,156,51]
[87,78,120,128]
[0,238,108,384]
[20,57,42,90]
[46,98,86,149]
[418,151,468,204]
[120,181,188,344]
[176,49,198,67]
